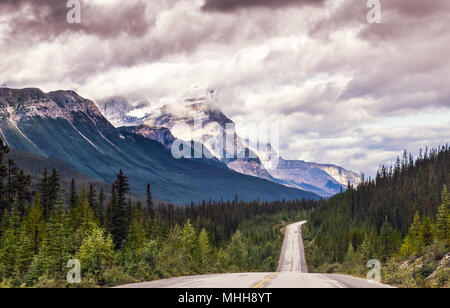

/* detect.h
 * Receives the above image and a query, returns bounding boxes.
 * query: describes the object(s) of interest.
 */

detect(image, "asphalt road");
[117,221,392,288]
[277,221,308,273]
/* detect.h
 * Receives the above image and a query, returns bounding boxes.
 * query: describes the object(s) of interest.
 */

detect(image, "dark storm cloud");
[0,0,152,40]
[202,0,325,12]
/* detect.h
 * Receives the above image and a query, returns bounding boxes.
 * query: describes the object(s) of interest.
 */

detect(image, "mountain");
[96,96,140,127]
[0,87,319,203]
[268,158,346,197]
[98,89,360,197]
[138,96,276,182]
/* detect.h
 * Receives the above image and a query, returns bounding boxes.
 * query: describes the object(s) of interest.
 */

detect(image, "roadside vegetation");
[304,146,449,288]
[0,137,312,288]
[0,135,448,288]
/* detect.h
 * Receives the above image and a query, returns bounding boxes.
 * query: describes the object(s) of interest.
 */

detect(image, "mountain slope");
[98,90,360,197]
[0,88,319,203]
[268,158,349,197]
[4,148,146,202]
[140,100,276,182]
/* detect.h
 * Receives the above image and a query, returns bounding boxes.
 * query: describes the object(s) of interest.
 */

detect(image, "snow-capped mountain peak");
[96,90,361,197]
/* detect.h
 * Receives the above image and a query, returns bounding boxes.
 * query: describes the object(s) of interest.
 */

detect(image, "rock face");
[96,89,360,197]
[96,97,140,127]
[268,158,356,197]
[135,91,276,182]
[119,125,175,149]
[0,87,319,203]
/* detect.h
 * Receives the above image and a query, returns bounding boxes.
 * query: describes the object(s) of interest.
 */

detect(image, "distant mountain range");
[98,89,360,197]
[0,87,319,203]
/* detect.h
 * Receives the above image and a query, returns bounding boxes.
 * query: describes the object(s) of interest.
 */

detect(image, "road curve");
[117,221,392,288]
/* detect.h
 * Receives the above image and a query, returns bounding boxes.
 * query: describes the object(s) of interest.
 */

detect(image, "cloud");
[0,0,154,41]
[1,0,449,176]
[202,0,325,12]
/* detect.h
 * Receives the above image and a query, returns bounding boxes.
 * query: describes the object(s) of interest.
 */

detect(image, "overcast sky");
[1,0,449,175]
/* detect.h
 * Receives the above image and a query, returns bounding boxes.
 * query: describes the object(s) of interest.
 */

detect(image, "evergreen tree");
[39,198,71,282]
[88,183,102,224]
[378,217,394,261]
[37,168,49,219]
[436,185,449,245]
[421,216,435,247]
[77,226,115,280]
[8,167,31,218]
[48,169,60,213]
[146,184,154,219]
[110,170,130,248]
[124,202,146,251]
[69,178,77,210]
[182,220,197,271]
[23,194,46,255]
[356,234,375,265]
[0,138,10,220]
[227,230,248,270]
[98,188,106,226]
[105,184,116,236]
[74,189,97,235]
[197,228,212,271]
[345,242,355,262]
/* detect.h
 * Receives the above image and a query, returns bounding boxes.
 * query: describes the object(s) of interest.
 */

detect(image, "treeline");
[305,145,449,287]
[0,138,313,287]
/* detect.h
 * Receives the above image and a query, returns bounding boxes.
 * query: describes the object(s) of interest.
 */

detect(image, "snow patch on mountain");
[95,89,361,196]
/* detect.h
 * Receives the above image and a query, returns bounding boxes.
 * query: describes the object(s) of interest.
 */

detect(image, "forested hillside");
[304,146,450,287]
[0,137,314,287]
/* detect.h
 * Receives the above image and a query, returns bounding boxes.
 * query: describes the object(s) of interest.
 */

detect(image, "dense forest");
[0,137,314,287]
[304,145,450,287]
[1,132,448,288]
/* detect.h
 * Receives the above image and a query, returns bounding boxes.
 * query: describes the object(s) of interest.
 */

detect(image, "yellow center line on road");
[254,274,277,288]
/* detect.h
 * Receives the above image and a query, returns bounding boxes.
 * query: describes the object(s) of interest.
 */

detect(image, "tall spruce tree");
[98,187,106,226]
[69,178,77,210]
[88,183,103,224]
[0,138,10,219]
[436,185,449,245]
[110,170,130,248]
[146,183,154,219]
[38,168,60,220]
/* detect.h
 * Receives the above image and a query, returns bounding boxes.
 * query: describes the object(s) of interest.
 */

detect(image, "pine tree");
[9,168,31,218]
[76,226,115,279]
[88,183,102,224]
[69,178,77,210]
[38,168,50,219]
[98,187,105,226]
[48,169,60,213]
[105,184,116,235]
[379,217,394,261]
[23,194,46,255]
[356,234,375,265]
[345,242,355,262]
[146,184,154,219]
[110,170,130,248]
[74,189,97,235]
[436,185,449,245]
[0,201,21,281]
[124,202,146,251]
[39,198,71,282]
[227,230,248,270]
[7,159,18,206]
[197,228,212,271]
[0,138,10,220]
[421,216,435,247]
[182,220,197,271]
